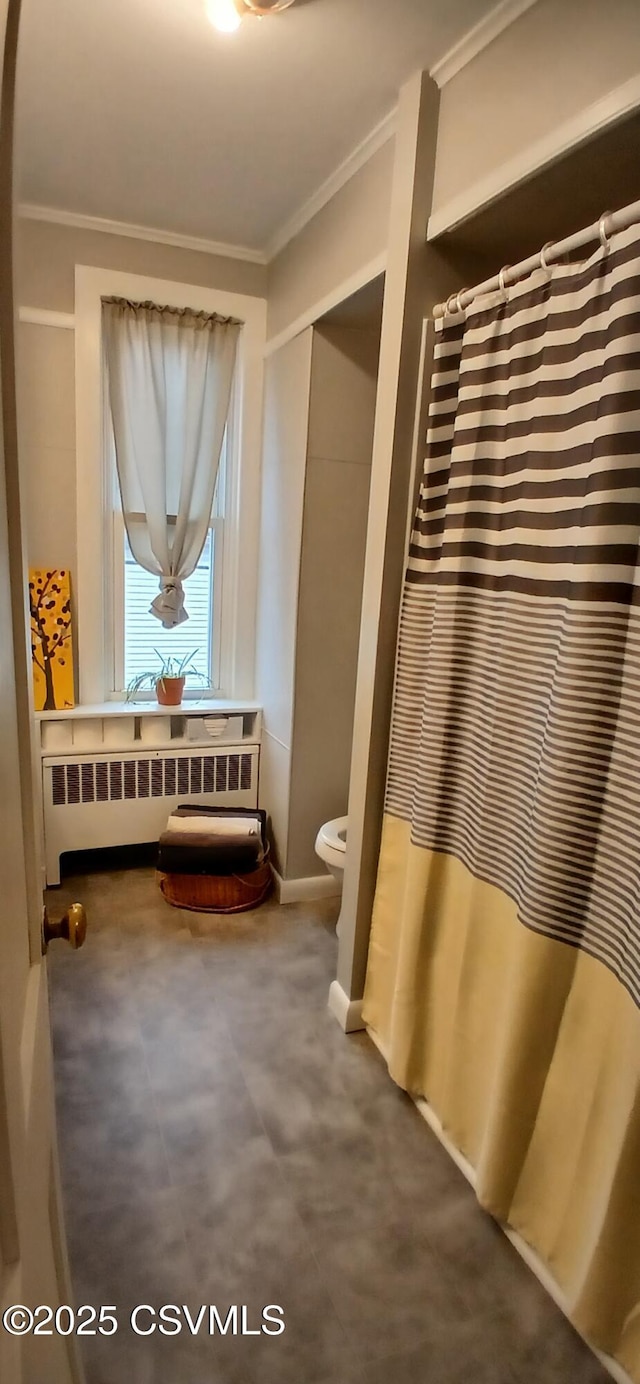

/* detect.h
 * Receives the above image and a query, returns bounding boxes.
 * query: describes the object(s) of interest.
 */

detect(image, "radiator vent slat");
[67,764,80,804]
[81,763,94,803]
[124,761,136,799]
[151,761,163,797]
[48,752,256,806]
[105,763,119,808]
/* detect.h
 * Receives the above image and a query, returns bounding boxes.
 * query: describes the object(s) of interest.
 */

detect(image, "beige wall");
[16,217,266,313]
[256,323,379,880]
[432,0,640,216]
[17,323,76,573]
[287,326,379,880]
[255,328,313,874]
[15,217,266,577]
[266,139,394,342]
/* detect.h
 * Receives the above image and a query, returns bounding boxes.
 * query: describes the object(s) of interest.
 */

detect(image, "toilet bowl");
[315,815,348,885]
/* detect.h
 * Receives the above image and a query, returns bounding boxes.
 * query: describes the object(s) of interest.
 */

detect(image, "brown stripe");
[452,353,640,415]
[446,315,640,389]
[429,390,640,448]
[460,269,640,357]
[405,568,640,606]
[413,501,640,538]
[408,539,640,566]
[427,426,639,468]
[399,582,640,622]
[417,467,640,513]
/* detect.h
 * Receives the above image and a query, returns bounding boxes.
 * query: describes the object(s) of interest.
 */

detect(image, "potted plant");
[126,649,208,706]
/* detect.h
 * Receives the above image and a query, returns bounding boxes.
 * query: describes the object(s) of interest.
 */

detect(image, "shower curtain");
[363,221,640,1379]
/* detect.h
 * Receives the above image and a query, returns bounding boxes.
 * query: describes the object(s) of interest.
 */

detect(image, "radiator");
[42,746,259,885]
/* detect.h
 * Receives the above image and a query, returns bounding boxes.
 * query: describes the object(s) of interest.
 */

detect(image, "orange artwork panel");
[29,568,75,711]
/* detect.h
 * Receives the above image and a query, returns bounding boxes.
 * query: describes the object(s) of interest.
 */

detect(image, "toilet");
[315,815,348,886]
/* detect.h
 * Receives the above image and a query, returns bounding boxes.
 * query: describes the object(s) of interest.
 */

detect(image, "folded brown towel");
[157,805,267,876]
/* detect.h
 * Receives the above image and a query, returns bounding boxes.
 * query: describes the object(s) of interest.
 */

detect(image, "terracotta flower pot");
[156,675,185,706]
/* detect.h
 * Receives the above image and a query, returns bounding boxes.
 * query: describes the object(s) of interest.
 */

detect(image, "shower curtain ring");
[499,265,511,299]
[599,213,612,250]
[455,288,469,314]
[445,292,459,315]
[540,241,554,271]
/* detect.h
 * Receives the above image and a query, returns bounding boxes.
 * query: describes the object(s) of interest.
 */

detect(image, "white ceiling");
[15,0,501,255]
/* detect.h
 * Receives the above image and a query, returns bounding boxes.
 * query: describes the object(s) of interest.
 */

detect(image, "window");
[110,435,227,697]
[123,531,214,687]
[103,295,236,699]
[75,267,265,707]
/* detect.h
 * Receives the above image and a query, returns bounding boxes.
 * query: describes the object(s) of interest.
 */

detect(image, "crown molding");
[17,203,268,266]
[427,71,640,240]
[266,108,396,262]
[429,0,539,88]
[18,108,397,269]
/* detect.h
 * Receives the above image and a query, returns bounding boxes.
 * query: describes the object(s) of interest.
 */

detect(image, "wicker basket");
[158,851,272,914]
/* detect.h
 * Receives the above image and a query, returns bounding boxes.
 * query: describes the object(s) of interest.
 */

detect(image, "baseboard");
[327,980,365,1033]
[272,868,341,904]
[366,1026,632,1384]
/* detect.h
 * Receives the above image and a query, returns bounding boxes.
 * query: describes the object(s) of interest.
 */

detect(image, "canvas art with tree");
[29,568,75,711]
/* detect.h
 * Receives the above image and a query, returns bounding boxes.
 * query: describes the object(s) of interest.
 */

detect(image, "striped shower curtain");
[363,221,640,1379]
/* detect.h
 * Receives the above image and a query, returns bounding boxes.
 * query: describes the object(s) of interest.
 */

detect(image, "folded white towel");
[165,814,260,839]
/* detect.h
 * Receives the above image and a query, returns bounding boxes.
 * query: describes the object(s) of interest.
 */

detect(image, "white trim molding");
[272,869,341,905]
[266,110,396,261]
[18,307,75,330]
[429,0,539,88]
[327,980,364,1033]
[18,203,267,266]
[428,73,640,240]
[264,251,387,358]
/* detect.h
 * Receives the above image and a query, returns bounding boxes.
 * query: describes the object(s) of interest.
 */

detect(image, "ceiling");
[15,0,500,256]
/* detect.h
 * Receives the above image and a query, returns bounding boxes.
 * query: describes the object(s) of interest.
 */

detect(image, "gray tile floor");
[48,864,611,1384]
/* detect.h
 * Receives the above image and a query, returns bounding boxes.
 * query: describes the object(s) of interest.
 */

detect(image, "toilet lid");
[322,816,348,853]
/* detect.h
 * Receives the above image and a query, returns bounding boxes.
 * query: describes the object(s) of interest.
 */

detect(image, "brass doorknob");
[42,903,87,951]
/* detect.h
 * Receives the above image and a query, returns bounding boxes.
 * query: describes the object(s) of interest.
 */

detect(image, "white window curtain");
[102,297,240,628]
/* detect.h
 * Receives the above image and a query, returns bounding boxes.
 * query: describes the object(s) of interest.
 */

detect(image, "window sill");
[35,698,262,720]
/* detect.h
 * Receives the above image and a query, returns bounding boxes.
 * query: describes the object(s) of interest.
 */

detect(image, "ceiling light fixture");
[206,0,296,34]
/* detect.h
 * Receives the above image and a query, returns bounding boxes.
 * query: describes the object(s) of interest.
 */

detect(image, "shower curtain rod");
[432,196,640,319]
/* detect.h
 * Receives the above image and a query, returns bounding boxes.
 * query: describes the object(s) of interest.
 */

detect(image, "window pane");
[123,531,213,689]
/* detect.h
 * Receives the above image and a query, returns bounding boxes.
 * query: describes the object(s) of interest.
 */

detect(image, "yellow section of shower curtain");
[363,813,640,1381]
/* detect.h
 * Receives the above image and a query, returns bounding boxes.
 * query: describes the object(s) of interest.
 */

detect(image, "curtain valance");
[102,297,242,332]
